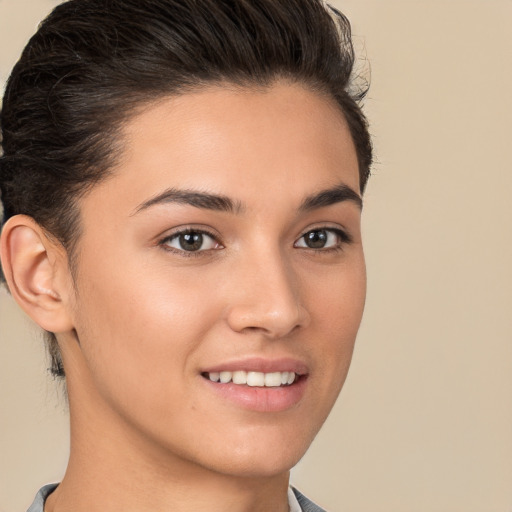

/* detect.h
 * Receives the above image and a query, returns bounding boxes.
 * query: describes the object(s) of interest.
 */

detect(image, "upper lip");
[202,357,309,376]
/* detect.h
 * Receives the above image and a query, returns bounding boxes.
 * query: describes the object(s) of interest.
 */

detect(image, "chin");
[211,451,303,479]
[193,427,315,479]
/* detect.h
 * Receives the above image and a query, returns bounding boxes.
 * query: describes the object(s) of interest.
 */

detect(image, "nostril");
[223,262,310,336]
[225,301,309,338]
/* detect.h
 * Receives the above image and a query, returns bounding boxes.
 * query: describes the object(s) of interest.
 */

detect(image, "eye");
[294,228,350,250]
[161,229,221,253]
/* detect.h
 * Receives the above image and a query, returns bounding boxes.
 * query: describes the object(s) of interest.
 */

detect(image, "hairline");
[62,76,361,286]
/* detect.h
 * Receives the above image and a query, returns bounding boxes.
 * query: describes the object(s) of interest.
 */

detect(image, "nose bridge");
[226,243,309,337]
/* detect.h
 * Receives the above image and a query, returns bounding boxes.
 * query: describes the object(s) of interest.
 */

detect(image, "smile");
[204,371,297,387]
[200,358,309,411]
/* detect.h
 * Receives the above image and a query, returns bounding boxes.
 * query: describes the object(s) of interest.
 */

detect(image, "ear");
[0,215,74,333]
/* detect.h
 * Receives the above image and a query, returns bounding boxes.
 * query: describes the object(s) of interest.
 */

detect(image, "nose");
[225,249,310,339]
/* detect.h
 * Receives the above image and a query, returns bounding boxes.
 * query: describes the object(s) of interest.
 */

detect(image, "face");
[63,82,366,478]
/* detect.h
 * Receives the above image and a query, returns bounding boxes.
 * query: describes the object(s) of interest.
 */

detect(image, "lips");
[200,358,309,412]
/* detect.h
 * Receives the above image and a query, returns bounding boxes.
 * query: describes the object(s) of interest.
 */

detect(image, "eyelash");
[159,228,221,258]
[296,227,353,254]
[158,226,352,258]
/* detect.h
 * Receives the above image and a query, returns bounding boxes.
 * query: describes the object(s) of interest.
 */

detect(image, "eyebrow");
[132,183,362,216]
[299,184,362,211]
[132,188,244,215]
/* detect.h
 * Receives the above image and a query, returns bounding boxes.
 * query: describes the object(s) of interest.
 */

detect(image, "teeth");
[232,371,247,384]
[207,371,297,387]
[264,372,282,387]
[247,371,264,387]
[219,371,232,384]
[209,372,220,382]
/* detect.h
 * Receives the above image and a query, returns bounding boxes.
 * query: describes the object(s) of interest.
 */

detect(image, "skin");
[1,81,366,512]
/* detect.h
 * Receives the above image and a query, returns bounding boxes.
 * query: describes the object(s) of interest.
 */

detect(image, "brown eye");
[179,232,204,251]
[304,230,328,249]
[163,230,220,252]
[295,228,350,250]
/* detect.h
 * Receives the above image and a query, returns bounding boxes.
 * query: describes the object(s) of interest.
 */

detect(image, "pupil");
[306,230,327,249]
[180,232,203,251]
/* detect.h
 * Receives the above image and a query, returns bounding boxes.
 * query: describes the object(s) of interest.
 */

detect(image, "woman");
[0,0,372,510]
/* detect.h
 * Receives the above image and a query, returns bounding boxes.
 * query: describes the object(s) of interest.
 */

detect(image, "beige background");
[1,0,511,510]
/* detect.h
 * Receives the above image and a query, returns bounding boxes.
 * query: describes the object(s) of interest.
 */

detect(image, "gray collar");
[27,483,327,512]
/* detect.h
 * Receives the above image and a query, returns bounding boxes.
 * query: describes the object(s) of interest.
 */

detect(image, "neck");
[47,457,290,512]
[45,352,290,512]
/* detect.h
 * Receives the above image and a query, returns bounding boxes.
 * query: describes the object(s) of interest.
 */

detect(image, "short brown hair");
[0,0,372,377]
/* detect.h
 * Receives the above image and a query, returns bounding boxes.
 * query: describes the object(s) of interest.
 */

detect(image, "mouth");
[200,360,308,412]
[201,370,299,387]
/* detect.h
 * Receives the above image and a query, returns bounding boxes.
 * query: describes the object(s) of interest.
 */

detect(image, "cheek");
[71,259,219,405]
[307,256,366,375]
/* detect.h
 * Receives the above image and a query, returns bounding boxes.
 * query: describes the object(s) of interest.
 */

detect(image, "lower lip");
[202,376,308,412]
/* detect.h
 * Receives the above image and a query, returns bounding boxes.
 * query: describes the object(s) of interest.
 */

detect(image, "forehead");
[81,82,360,219]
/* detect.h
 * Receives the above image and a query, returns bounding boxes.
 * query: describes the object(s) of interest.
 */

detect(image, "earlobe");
[0,215,74,333]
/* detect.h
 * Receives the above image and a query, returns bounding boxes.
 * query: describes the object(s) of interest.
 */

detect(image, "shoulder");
[291,487,328,512]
